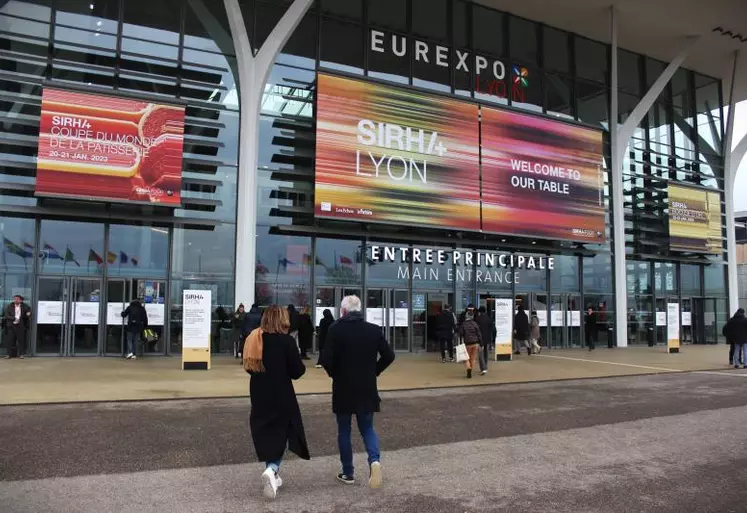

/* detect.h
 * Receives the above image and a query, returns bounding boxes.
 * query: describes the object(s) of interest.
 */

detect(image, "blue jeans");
[336,412,380,477]
[733,343,746,367]
[127,331,139,355]
[266,458,282,473]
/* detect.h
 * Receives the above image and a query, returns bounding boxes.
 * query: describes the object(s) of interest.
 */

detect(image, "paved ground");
[1,370,747,512]
[0,345,734,404]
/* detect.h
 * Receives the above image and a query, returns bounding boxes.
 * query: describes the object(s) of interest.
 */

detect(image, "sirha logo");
[513,66,529,88]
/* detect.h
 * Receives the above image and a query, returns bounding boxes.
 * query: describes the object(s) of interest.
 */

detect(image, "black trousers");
[6,324,26,357]
[586,334,596,350]
[439,336,454,359]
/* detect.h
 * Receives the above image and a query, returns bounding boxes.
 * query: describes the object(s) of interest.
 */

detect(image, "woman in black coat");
[296,306,314,360]
[316,309,335,368]
[244,305,310,500]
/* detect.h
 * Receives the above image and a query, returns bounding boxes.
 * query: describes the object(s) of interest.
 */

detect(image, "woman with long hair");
[244,305,310,500]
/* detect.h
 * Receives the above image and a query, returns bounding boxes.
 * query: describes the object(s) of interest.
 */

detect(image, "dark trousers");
[316,340,325,365]
[336,413,380,477]
[6,324,26,357]
[729,344,744,364]
[586,333,596,350]
[479,344,489,371]
[439,335,454,360]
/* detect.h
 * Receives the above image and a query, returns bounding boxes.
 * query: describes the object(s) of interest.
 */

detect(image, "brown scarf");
[243,328,264,373]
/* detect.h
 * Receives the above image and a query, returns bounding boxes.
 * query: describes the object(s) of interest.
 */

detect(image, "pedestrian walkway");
[0,345,734,405]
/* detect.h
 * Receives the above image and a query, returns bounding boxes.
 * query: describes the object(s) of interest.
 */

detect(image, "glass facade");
[0,0,731,354]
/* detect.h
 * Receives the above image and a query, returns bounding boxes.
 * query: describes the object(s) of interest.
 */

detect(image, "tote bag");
[455,342,469,362]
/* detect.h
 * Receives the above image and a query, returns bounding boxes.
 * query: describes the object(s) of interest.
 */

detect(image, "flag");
[278,257,295,271]
[315,256,325,266]
[131,257,139,266]
[107,251,117,264]
[64,247,80,267]
[302,253,312,265]
[23,241,35,251]
[3,237,32,258]
[119,251,129,264]
[43,243,64,260]
[88,249,103,265]
[340,255,353,266]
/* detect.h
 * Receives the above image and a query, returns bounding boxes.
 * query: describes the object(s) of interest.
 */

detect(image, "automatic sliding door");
[70,278,101,355]
[390,290,409,351]
[106,280,127,355]
[36,277,68,355]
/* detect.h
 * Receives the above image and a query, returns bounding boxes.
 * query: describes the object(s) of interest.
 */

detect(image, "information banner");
[182,290,211,370]
[667,303,680,353]
[656,311,667,326]
[107,302,125,325]
[391,308,409,327]
[144,303,165,326]
[315,73,481,231]
[551,310,564,327]
[668,184,722,254]
[366,308,385,326]
[537,309,548,327]
[481,107,605,242]
[494,298,514,360]
[36,87,185,205]
[74,302,99,325]
[681,311,692,326]
[37,301,64,324]
[315,307,337,326]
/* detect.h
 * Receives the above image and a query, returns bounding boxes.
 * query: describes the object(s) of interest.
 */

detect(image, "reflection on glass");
[72,278,100,354]
[315,239,363,286]
[108,225,169,277]
[39,220,105,277]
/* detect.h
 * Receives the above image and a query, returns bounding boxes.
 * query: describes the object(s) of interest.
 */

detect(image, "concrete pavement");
[0,344,734,404]
[1,371,747,512]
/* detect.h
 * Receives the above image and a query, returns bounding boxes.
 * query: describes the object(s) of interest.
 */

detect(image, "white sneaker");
[126,353,134,359]
[315,364,322,369]
[368,461,382,489]
[480,370,487,375]
[131,355,137,360]
[262,468,278,499]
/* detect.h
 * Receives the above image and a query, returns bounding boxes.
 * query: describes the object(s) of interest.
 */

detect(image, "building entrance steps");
[0,345,736,405]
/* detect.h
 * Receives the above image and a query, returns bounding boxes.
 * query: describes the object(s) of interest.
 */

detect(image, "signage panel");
[667,303,681,353]
[315,73,481,231]
[494,298,514,360]
[182,290,211,370]
[36,88,185,205]
[481,107,606,242]
[668,184,722,254]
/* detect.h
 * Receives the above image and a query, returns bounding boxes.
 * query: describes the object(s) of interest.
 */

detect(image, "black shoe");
[467,369,472,379]
[337,474,355,485]
[514,351,521,355]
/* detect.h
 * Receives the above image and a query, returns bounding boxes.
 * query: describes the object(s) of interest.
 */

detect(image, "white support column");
[610,26,700,348]
[724,49,745,313]
[224,0,314,308]
[609,6,627,347]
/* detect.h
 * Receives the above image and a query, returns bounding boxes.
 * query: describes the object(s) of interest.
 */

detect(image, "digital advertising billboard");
[668,184,722,254]
[314,73,481,231]
[480,107,606,243]
[36,88,185,205]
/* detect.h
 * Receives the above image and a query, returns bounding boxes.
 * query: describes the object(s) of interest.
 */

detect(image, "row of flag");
[264,252,377,274]
[3,238,139,267]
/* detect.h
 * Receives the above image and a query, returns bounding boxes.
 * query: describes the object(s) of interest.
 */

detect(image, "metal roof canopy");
[477,0,747,103]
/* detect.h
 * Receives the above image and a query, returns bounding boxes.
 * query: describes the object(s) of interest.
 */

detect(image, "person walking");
[529,310,542,354]
[316,309,335,368]
[232,304,246,359]
[321,295,395,488]
[585,306,597,351]
[460,310,482,378]
[723,308,747,369]
[244,305,310,500]
[435,304,456,362]
[121,299,148,359]
[242,304,262,340]
[476,306,494,375]
[3,294,31,359]
[287,304,300,349]
[514,305,530,356]
[297,306,314,360]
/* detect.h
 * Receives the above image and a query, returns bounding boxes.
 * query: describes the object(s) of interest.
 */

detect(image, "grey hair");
[341,295,362,313]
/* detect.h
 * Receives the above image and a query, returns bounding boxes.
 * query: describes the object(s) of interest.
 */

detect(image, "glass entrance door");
[549,293,581,348]
[105,279,128,355]
[315,286,361,351]
[35,276,101,355]
[366,288,409,351]
[681,298,693,344]
[514,293,549,346]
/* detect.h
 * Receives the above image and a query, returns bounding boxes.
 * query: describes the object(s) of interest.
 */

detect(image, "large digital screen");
[668,184,722,254]
[314,73,481,231]
[36,88,185,205]
[481,107,606,242]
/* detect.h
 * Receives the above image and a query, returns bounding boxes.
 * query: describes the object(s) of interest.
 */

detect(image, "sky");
[733,101,747,213]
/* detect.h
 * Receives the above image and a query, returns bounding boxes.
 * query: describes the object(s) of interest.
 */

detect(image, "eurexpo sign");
[370,29,528,103]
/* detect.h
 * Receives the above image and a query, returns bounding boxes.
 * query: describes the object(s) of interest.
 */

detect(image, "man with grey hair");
[321,295,395,489]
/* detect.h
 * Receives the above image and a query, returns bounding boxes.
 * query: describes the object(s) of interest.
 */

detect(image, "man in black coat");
[3,294,31,359]
[723,308,747,369]
[242,304,262,338]
[585,306,598,351]
[321,295,395,489]
[514,305,530,355]
[435,305,456,362]
[476,306,495,374]
[121,299,148,359]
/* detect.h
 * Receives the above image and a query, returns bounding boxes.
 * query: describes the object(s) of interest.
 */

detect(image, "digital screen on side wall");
[668,184,722,254]
[480,107,606,243]
[35,87,185,206]
[314,73,481,231]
